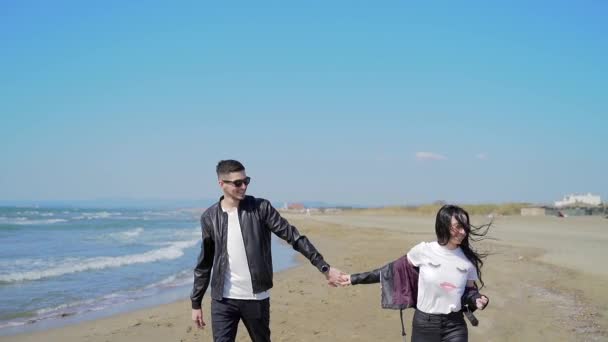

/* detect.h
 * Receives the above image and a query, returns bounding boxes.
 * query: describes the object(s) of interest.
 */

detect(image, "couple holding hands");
[191,160,489,342]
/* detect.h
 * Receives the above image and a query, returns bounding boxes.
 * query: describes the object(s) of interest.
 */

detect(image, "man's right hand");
[192,309,206,329]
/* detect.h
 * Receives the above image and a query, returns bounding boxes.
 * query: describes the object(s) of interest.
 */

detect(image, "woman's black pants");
[411,309,468,342]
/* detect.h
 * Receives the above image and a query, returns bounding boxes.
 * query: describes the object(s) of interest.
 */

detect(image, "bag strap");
[464,304,479,326]
[399,308,406,341]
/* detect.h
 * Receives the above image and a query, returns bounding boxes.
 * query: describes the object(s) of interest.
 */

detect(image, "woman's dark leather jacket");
[191,195,329,309]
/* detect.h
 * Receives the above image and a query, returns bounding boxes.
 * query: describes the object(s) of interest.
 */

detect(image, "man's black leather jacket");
[191,195,329,309]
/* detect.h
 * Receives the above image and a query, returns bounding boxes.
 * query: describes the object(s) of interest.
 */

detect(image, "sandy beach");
[2,213,607,342]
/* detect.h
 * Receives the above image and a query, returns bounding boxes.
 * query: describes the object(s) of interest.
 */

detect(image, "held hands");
[324,267,350,287]
[476,295,489,310]
[323,267,351,287]
[191,309,206,329]
[337,274,351,287]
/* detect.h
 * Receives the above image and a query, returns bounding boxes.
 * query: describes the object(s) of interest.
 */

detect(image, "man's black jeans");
[412,309,468,342]
[211,297,270,342]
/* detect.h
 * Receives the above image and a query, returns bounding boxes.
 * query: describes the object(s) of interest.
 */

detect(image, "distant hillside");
[351,203,532,216]
[273,201,367,209]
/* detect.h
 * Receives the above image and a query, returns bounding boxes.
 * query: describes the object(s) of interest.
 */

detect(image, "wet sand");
[2,213,607,341]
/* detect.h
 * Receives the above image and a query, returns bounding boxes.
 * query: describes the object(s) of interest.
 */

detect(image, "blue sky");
[1,1,606,206]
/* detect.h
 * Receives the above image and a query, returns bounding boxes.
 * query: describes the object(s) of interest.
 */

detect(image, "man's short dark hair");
[216,160,245,177]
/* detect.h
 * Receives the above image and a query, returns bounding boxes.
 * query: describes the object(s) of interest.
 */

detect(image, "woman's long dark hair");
[435,204,491,288]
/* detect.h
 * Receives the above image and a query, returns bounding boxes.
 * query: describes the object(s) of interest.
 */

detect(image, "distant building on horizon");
[554,193,601,207]
[286,203,305,210]
[521,206,558,217]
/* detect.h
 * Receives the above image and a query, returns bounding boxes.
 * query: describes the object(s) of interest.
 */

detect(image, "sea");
[0,206,297,335]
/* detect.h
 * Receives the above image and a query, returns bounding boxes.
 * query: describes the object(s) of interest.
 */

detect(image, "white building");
[554,193,602,207]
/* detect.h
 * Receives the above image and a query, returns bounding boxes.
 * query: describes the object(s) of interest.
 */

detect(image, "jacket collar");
[215,195,254,213]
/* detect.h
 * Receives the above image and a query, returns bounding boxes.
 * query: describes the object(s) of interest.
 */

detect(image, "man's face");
[219,170,249,201]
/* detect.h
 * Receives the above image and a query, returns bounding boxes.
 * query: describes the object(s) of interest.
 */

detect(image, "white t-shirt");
[222,207,269,300]
[407,241,478,314]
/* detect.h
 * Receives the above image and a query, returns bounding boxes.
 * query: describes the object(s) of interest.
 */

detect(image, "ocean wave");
[108,227,144,241]
[0,217,67,225]
[146,269,192,289]
[71,211,126,220]
[15,211,40,215]
[0,239,200,283]
[35,298,96,316]
[14,211,55,217]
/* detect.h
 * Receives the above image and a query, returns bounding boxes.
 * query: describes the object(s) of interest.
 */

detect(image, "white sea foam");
[0,257,67,269]
[0,321,28,329]
[0,238,200,283]
[35,298,96,315]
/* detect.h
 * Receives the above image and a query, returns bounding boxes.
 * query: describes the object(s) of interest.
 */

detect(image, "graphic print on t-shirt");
[440,282,458,292]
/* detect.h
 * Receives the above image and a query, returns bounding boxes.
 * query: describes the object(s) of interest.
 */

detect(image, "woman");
[339,204,490,342]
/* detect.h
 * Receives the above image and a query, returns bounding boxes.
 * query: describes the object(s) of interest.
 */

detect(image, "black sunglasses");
[222,176,251,188]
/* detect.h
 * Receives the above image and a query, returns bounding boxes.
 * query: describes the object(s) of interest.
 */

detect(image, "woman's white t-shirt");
[407,241,478,314]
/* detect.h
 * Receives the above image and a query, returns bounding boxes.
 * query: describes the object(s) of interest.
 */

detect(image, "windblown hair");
[435,204,491,288]
[216,160,245,177]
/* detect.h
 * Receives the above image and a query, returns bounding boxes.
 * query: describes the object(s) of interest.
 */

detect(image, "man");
[191,159,344,342]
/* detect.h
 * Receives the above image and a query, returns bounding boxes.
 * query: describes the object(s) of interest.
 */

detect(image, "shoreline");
[0,263,312,342]
[0,284,194,337]
[1,214,606,341]
[0,238,300,338]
